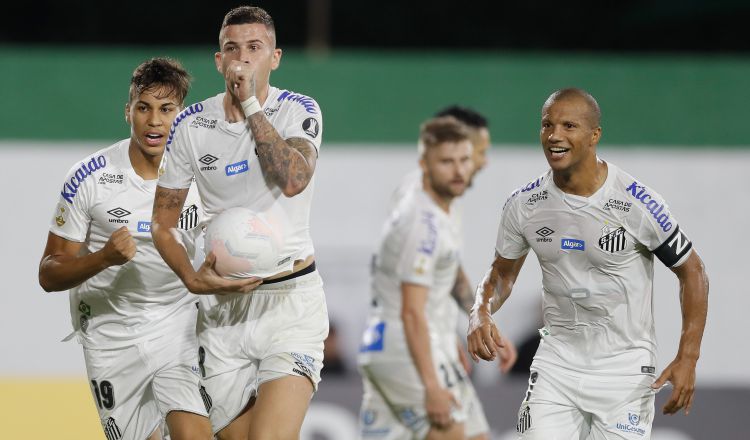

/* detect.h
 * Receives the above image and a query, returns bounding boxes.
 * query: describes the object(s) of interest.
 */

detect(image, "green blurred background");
[2,47,747,146]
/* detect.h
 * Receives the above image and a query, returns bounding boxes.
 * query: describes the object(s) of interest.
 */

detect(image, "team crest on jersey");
[103,417,122,440]
[598,224,627,253]
[178,204,199,230]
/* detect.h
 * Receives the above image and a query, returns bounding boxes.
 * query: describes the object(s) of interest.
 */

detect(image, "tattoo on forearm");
[451,269,475,314]
[155,187,184,210]
[247,113,315,193]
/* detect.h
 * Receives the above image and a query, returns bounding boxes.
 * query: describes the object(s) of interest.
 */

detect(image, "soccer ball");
[204,207,283,278]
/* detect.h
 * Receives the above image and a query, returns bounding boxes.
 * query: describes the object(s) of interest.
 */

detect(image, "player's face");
[125,86,181,157]
[215,23,281,90]
[468,127,490,184]
[422,139,474,199]
[540,97,601,173]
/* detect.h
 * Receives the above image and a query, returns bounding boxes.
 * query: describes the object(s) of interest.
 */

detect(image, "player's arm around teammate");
[467,254,527,363]
[651,251,709,415]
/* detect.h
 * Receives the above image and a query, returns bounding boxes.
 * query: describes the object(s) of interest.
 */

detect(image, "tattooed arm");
[151,186,260,294]
[247,112,317,197]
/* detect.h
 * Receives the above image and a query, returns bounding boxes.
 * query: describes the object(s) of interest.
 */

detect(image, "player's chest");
[90,183,156,236]
[522,206,638,266]
[192,135,264,191]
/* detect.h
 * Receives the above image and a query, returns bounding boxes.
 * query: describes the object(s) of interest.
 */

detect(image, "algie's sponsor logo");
[137,221,151,232]
[561,238,585,250]
[626,182,673,232]
[61,156,106,203]
[225,160,249,176]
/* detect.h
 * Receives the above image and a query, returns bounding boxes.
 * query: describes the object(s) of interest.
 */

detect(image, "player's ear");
[214,52,223,73]
[271,48,282,71]
[124,102,131,125]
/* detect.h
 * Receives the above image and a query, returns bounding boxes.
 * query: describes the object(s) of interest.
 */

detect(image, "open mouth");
[548,147,569,159]
[144,133,164,146]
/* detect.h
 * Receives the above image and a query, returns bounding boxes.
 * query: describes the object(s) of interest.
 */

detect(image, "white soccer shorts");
[197,271,329,433]
[359,356,469,440]
[82,312,208,440]
[515,366,657,440]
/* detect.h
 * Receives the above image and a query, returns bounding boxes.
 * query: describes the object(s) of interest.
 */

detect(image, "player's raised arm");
[151,186,261,295]
[467,252,526,362]
[39,228,135,292]
[226,62,317,197]
[652,250,709,415]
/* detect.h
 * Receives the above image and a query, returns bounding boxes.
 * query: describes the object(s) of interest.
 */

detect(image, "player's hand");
[652,356,698,415]
[467,305,504,362]
[425,385,458,430]
[101,226,136,266]
[225,61,256,102]
[497,335,518,374]
[188,252,262,295]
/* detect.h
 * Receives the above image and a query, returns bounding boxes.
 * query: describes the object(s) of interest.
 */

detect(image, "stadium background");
[1,1,748,438]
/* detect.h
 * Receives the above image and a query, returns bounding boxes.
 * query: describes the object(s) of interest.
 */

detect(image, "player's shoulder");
[166,95,221,146]
[59,140,127,204]
[502,169,553,211]
[612,164,676,233]
[267,86,321,116]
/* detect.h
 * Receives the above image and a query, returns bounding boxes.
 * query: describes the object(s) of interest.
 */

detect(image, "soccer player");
[150,6,327,440]
[38,58,212,440]
[359,116,487,440]
[467,88,709,439]
[388,106,515,440]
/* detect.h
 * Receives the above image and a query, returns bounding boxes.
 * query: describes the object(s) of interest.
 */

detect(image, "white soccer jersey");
[359,187,462,365]
[49,140,203,349]
[495,162,693,376]
[158,88,323,275]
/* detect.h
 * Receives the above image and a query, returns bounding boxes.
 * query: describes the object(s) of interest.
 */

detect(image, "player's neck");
[553,157,608,197]
[223,85,270,123]
[422,182,453,213]
[128,142,161,180]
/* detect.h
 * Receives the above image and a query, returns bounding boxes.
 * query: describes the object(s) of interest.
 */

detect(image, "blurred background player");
[467,88,709,438]
[151,6,328,440]
[359,116,511,440]
[38,58,212,440]
[388,106,516,440]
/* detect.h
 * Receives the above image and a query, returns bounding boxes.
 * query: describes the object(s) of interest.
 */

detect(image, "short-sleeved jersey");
[359,187,462,365]
[496,162,693,376]
[158,88,323,274]
[49,140,203,349]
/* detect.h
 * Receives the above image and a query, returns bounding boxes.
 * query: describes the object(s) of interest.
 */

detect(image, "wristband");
[241,96,262,117]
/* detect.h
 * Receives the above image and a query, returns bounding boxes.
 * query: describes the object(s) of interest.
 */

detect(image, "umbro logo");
[535,227,553,243]
[199,154,218,171]
[536,227,554,237]
[107,207,131,224]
